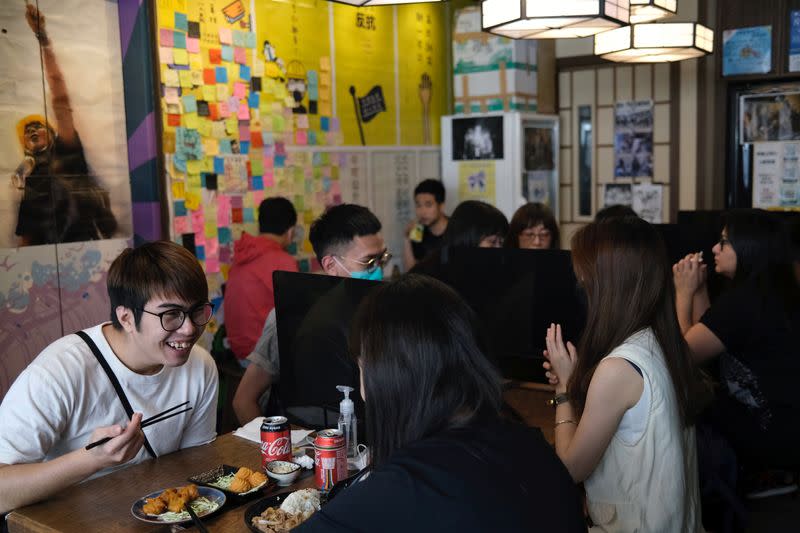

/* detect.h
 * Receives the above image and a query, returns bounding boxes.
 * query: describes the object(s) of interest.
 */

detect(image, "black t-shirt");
[700,282,800,424]
[296,420,587,533]
[410,226,444,261]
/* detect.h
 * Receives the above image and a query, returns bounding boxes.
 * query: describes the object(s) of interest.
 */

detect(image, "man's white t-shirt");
[0,323,218,478]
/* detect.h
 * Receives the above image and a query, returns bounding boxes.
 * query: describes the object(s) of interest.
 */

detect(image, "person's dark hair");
[108,241,208,330]
[350,274,502,468]
[724,209,800,309]
[414,179,445,204]
[259,197,297,235]
[568,218,698,426]
[594,204,639,222]
[442,200,508,248]
[309,203,382,262]
[506,202,560,249]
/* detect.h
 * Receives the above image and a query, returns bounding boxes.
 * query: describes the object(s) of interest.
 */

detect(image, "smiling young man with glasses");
[0,241,218,513]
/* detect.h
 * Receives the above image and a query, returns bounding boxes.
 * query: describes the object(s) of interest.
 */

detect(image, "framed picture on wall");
[451,116,504,160]
[740,91,800,143]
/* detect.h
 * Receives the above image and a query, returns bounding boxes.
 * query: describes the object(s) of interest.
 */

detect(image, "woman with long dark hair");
[543,217,704,532]
[673,209,800,466]
[506,202,560,249]
[297,275,585,532]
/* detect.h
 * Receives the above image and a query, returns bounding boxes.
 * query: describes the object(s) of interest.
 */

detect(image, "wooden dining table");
[6,432,314,533]
[6,383,554,532]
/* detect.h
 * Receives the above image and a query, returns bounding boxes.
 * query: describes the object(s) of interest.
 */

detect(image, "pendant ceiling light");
[594,22,713,62]
[328,0,446,5]
[630,0,677,24]
[481,0,631,39]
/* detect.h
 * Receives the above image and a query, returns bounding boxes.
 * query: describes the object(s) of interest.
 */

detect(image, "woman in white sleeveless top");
[543,218,705,532]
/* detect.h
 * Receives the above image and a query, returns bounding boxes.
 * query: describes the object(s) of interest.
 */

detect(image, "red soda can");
[313,429,347,492]
[260,416,292,468]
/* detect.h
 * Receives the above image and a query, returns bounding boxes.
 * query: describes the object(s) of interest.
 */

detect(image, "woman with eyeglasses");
[296,275,586,532]
[506,202,560,250]
[673,209,800,473]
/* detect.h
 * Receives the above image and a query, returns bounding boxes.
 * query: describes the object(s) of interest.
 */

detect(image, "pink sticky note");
[219,246,232,263]
[230,195,244,208]
[186,37,200,53]
[233,82,247,99]
[219,102,231,118]
[239,124,251,141]
[217,195,231,225]
[160,28,174,47]
[295,130,308,145]
[206,237,219,257]
[205,257,220,273]
[263,155,274,169]
[237,105,250,120]
[191,210,204,230]
[194,231,206,245]
[251,190,264,206]
[263,170,274,187]
[219,28,232,45]
[173,216,190,234]
[234,47,247,64]
[159,46,173,64]
[227,97,239,114]
[331,181,341,195]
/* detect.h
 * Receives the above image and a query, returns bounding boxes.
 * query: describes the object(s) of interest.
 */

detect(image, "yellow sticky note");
[173,49,189,65]
[217,84,230,100]
[320,56,331,72]
[187,173,202,189]
[212,122,226,138]
[204,219,218,237]
[184,191,201,210]
[171,180,186,199]
[273,115,285,132]
[179,70,193,88]
[184,112,199,129]
[319,101,332,116]
[203,138,219,155]
[164,69,180,87]
[197,120,212,137]
[189,54,203,71]
[226,117,238,135]
[202,85,217,102]
[190,70,203,87]
[187,159,203,175]
[320,72,331,87]
[253,59,265,77]
[163,131,176,152]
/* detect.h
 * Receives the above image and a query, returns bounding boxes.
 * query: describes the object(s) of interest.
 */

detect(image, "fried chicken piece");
[142,497,167,515]
[230,477,252,493]
[249,471,267,488]
[178,483,200,501]
[235,466,254,479]
[167,492,189,513]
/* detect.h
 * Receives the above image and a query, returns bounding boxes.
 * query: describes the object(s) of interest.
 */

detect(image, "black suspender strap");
[75,330,157,459]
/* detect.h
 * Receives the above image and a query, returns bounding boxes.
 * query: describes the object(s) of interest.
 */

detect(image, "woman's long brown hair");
[567,218,699,426]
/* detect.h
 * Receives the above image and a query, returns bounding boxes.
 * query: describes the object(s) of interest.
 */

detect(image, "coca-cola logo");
[262,436,290,456]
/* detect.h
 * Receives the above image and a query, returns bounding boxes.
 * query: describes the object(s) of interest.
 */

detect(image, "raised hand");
[672,252,706,297]
[543,323,577,394]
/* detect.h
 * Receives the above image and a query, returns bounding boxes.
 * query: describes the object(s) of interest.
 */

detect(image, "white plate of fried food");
[131,483,226,524]
[189,465,269,496]
[245,488,321,532]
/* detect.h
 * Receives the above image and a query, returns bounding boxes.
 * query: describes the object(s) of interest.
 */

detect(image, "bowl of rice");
[265,460,301,486]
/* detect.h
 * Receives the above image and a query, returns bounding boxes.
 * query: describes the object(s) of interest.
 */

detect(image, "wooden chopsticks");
[85,401,192,450]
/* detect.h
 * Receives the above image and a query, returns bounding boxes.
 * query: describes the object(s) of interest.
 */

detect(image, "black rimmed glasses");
[140,302,214,332]
[338,249,392,273]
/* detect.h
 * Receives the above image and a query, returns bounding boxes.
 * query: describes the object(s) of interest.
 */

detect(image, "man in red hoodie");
[224,197,298,362]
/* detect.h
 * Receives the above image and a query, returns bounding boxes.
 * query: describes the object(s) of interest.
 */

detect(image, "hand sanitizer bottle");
[336,385,357,459]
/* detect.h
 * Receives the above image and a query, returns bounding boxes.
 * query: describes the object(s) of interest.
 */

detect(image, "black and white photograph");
[603,183,633,207]
[614,100,653,179]
[740,91,800,143]
[452,116,504,160]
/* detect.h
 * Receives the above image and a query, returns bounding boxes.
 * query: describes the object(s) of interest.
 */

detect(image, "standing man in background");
[403,179,448,270]
[224,197,298,364]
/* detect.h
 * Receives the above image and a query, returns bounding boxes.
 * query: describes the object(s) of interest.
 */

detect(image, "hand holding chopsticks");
[85,401,192,451]
[185,501,210,533]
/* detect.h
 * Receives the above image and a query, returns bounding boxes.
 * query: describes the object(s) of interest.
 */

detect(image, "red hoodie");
[223,232,298,359]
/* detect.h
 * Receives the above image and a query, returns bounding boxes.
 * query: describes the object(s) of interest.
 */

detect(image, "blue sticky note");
[252,176,264,190]
[275,155,286,168]
[221,45,234,62]
[219,139,232,154]
[218,227,232,244]
[232,30,246,47]
[248,92,259,109]
[239,64,251,81]
[214,157,225,174]
[312,152,323,166]
[200,173,207,188]
[195,245,206,260]
[243,207,255,222]
[308,130,317,145]
[182,94,197,113]
[321,117,330,132]
[239,141,250,154]
[307,70,318,86]
[173,31,187,49]
[244,32,256,49]
[308,86,319,100]
[174,200,187,216]
[215,66,228,83]
[322,177,332,193]
[174,153,187,172]
[175,12,188,32]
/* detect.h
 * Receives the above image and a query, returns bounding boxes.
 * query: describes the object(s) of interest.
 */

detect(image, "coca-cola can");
[261,416,292,468]
[313,429,347,492]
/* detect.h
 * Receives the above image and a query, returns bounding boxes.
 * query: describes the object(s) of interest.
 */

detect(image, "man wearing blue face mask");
[232,204,388,427]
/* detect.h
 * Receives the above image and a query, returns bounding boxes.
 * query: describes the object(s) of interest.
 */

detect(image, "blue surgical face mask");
[349,266,383,281]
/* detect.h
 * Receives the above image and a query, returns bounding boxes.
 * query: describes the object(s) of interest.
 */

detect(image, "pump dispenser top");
[336,385,357,459]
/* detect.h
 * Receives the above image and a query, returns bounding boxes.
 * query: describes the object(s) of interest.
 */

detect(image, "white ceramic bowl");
[265,460,301,486]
